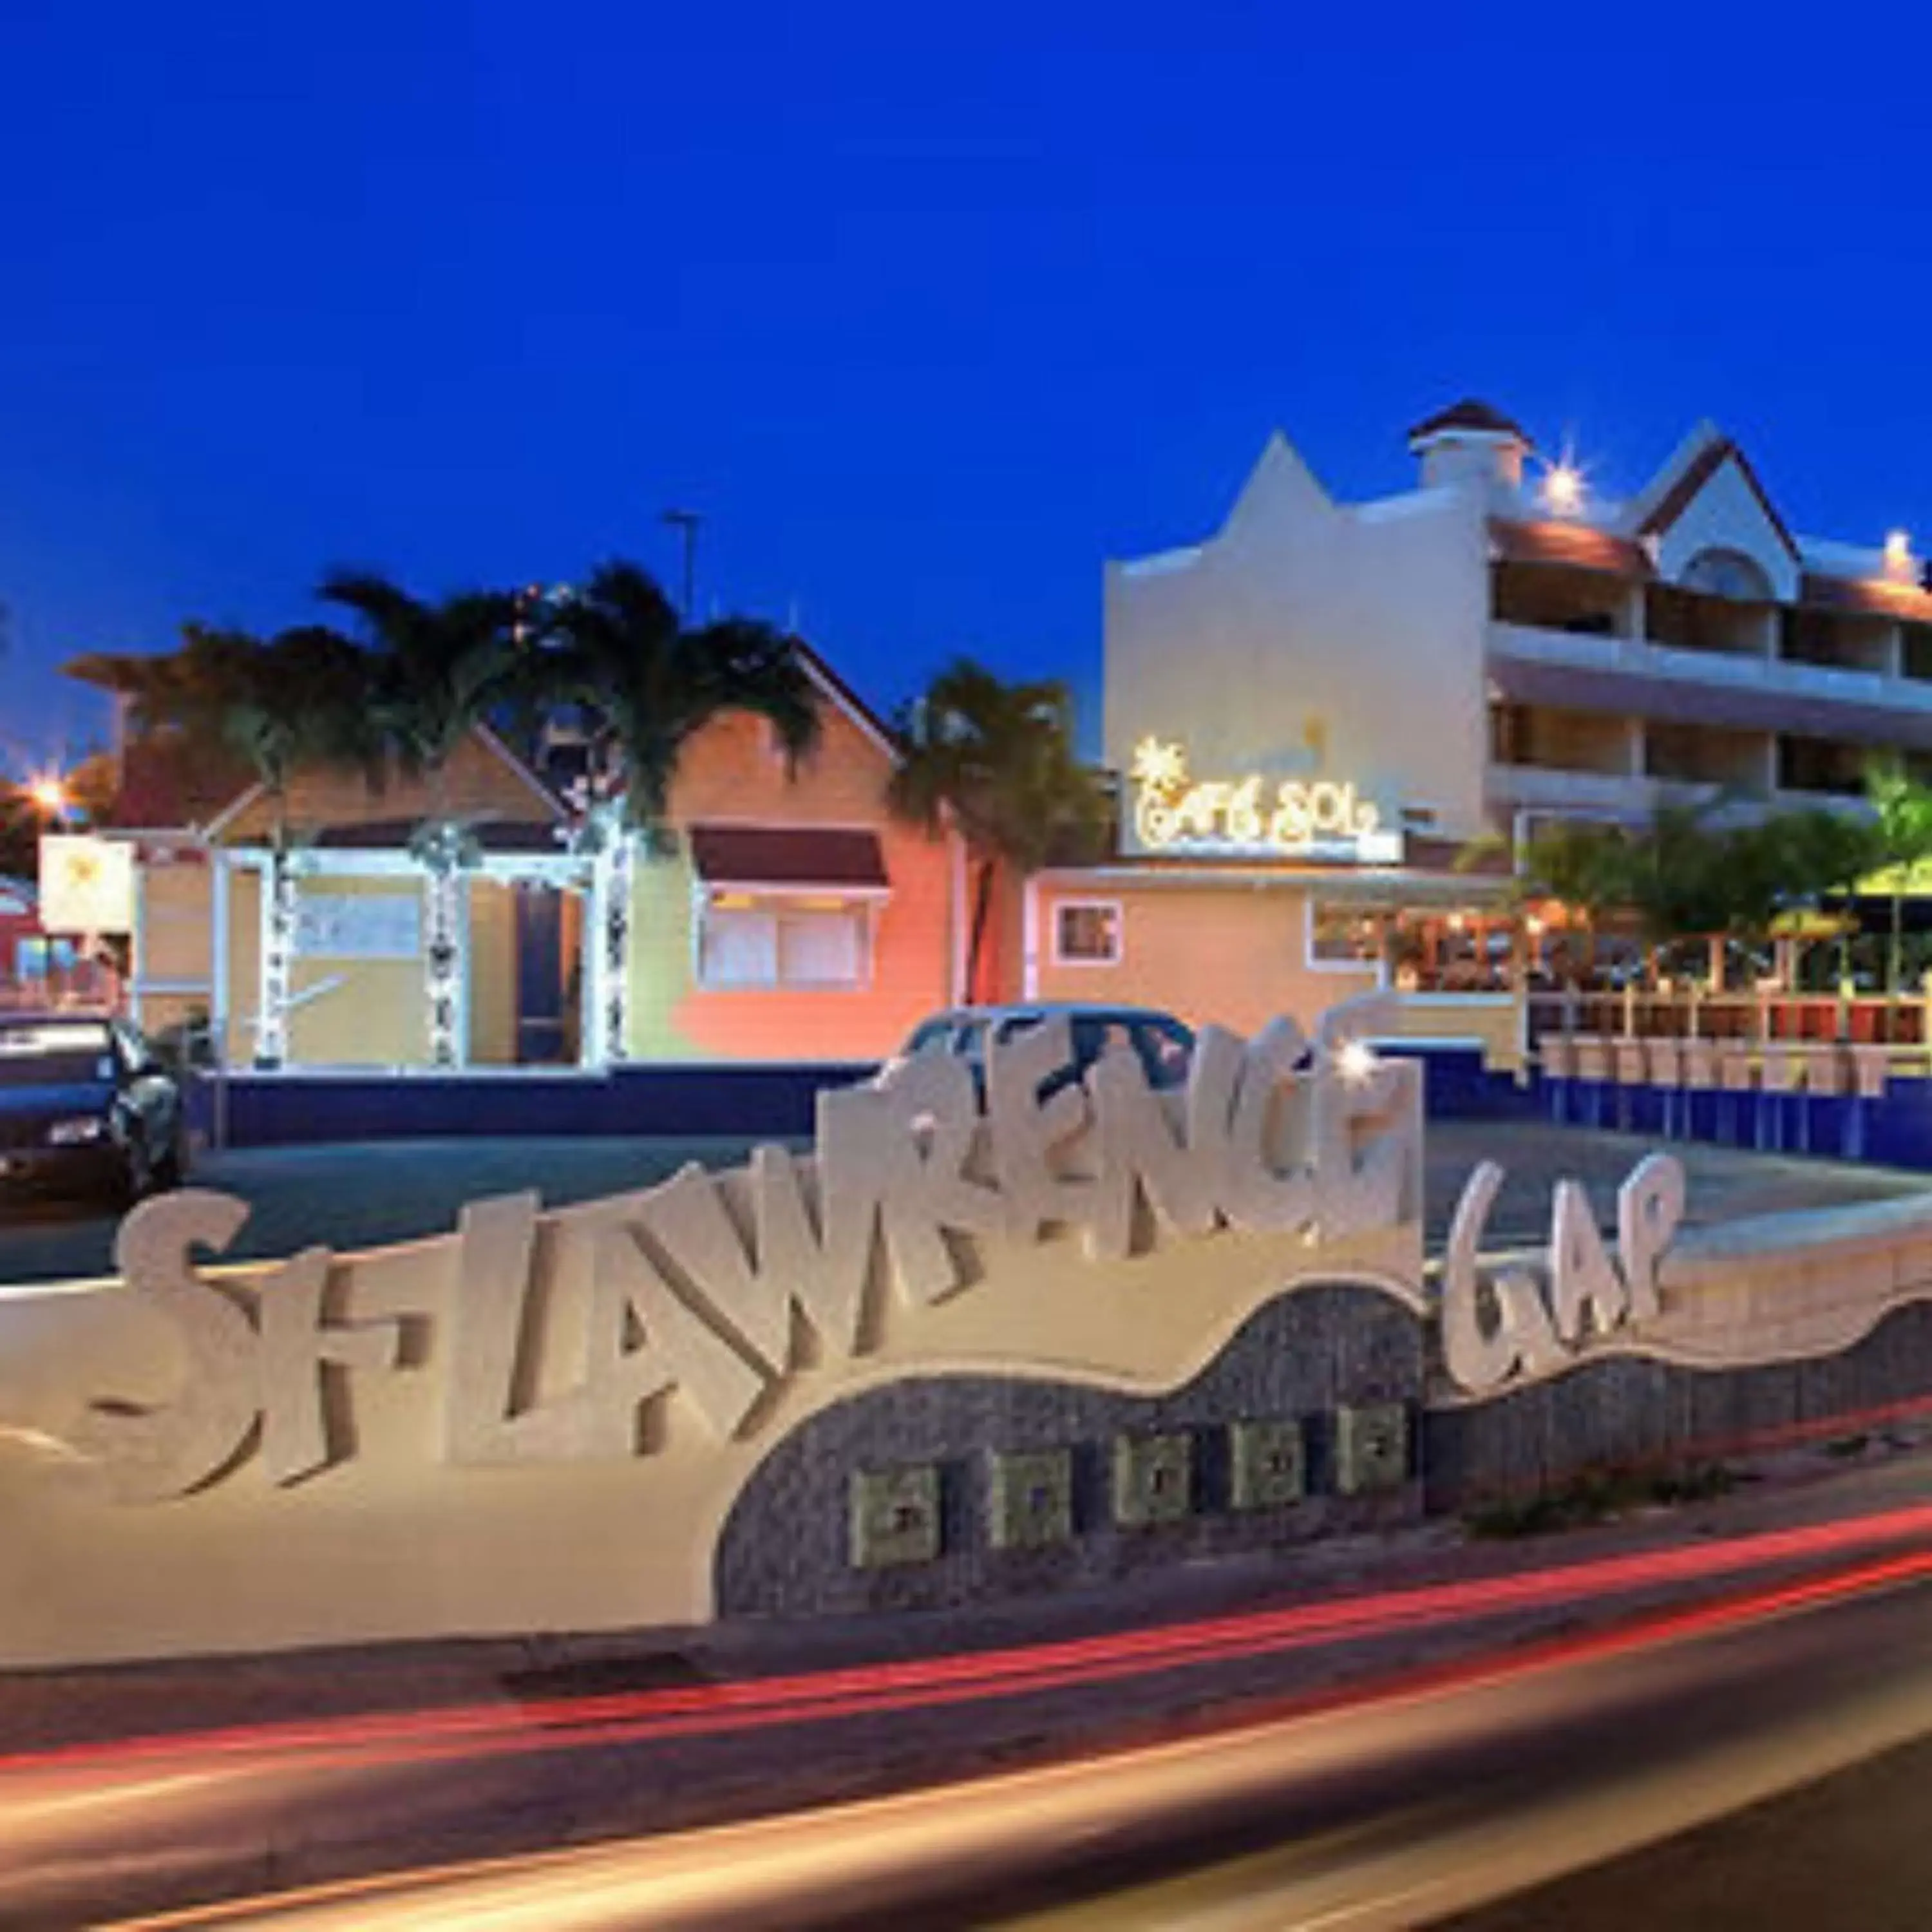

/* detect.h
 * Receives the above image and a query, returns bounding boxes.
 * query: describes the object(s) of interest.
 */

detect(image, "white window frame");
[694,894,876,992]
[1049,897,1124,969]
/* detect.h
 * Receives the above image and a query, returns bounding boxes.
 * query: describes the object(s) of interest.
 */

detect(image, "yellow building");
[104,650,972,1071]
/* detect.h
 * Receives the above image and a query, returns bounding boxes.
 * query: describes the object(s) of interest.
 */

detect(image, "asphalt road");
[0,1119,1922,1285]
[1446,1723,1932,1931]
[11,1502,1932,1928]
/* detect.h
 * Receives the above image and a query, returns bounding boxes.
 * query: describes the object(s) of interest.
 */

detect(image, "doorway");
[513,884,575,1065]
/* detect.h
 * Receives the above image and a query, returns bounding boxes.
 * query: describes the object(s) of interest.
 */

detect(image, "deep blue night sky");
[3,1,1929,766]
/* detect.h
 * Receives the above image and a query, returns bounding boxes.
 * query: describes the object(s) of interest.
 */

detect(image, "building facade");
[100,649,971,1070]
[1027,401,1932,1061]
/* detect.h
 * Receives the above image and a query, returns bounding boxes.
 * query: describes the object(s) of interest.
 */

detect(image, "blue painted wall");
[194,1062,878,1148]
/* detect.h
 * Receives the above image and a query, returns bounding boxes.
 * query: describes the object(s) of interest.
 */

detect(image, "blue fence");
[190,1041,1932,1168]
[194,1062,879,1149]
[1534,1070,1932,1168]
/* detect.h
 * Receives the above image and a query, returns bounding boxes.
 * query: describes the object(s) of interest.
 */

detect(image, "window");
[1680,547,1773,602]
[1052,900,1121,966]
[697,901,870,989]
[1309,902,1385,969]
[699,909,779,987]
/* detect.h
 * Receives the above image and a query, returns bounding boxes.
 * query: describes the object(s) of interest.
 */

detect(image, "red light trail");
[10,1499,1932,1786]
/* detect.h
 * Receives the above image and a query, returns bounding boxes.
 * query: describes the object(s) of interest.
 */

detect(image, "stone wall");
[1426,1298,1932,1510]
[717,1282,1425,1618]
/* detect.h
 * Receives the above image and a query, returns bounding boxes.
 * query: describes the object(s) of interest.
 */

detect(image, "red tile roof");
[1490,518,1653,577]
[99,737,256,831]
[1800,571,1932,623]
[688,824,889,891]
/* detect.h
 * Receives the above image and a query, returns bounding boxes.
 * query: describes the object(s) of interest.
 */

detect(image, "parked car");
[0,1012,190,1207]
[896,1002,1196,1095]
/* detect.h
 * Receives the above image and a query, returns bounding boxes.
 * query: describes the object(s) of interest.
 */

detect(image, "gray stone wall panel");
[715,1282,1426,1619]
[1427,1300,1932,1510]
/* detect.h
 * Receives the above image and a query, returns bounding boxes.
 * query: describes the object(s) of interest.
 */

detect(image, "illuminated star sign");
[1131,736,1188,793]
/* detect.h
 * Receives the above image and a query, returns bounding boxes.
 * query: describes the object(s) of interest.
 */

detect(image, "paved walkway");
[0,1120,1925,1287]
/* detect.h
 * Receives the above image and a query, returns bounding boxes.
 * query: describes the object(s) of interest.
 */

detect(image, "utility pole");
[661,507,701,621]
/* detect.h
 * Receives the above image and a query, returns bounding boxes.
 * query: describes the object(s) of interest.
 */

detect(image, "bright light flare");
[1542,462,1584,516]
[1886,529,1915,581]
[26,774,66,817]
[1336,1039,1379,1084]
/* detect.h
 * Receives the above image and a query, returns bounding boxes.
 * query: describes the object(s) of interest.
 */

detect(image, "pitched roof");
[1800,570,1932,624]
[793,640,900,759]
[1407,399,1531,445]
[97,735,258,831]
[1490,518,1653,577]
[1635,432,1801,562]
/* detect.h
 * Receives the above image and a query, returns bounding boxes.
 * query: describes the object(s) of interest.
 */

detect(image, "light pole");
[661,507,701,621]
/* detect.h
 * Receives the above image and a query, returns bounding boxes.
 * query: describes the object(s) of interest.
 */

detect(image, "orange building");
[100,649,971,1070]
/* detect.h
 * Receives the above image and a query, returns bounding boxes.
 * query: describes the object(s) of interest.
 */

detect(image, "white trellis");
[581,804,634,1068]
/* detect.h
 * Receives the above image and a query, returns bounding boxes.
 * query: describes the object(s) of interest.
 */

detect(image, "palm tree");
[1732,807,1878,997]
[887,659,1110,1001]
[1862,759,1932,995]
[1621,800,1739,986]
[66,625,381,1066]
[529,562,822,1064]
[316,573,522,1066]
[1477,817,1633,982]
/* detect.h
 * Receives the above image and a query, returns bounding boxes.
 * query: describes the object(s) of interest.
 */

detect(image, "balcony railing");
[1490,620,1932,712]
[1526,989,1927,1051]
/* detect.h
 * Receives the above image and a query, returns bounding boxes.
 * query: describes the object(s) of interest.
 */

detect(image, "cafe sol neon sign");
[1130,737,1402,862]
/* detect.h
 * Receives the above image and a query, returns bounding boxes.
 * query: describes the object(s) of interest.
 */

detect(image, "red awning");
[688,824,890,893]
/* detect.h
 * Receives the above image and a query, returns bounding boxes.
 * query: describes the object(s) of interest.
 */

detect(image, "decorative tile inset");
[1112,1430,1193,1528]
[987,1447,1074,1551]
[848,1464,942,1569]
[1334,1402,1409,1495]
[1229,1417,1306,1510]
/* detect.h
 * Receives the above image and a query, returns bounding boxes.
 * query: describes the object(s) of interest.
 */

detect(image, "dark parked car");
[898,1002,1196,1095]
[0,1012,189,1207]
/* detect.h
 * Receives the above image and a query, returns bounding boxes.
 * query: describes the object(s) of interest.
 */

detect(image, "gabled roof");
[1407,399,1531,446]
[1634,428,1801,562]
[97,735,257,833]
[794,639,900,761]
[198,723,567,844]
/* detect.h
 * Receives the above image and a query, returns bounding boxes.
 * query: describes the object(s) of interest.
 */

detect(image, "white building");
[1025,401,1932,1061]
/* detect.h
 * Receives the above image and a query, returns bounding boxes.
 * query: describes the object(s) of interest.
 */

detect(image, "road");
[12,1510,1932,1927]
[0,1118,1921,1285]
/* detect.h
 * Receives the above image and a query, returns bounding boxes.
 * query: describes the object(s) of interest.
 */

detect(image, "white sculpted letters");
[1441,1153,1687,1395]
[77,1189,404,1499]
[59,1008,1425,1499]
[1439,1161,1564,1393]
[73,1191,260,1502]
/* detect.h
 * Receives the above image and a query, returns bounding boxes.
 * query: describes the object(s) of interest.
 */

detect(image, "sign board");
[294,891,422,960]
[0,996,1428,1663]
[1128,737,1403,864]
[37,835,134,934]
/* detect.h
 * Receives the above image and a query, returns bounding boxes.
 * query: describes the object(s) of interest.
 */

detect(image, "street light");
[27,775,67,820]
[661,507,701,621]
